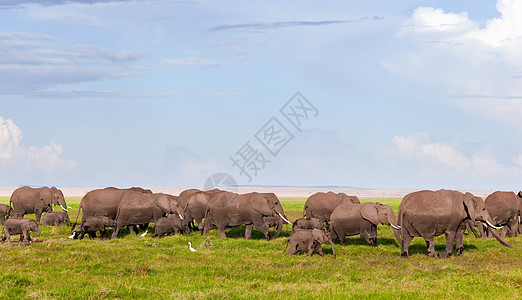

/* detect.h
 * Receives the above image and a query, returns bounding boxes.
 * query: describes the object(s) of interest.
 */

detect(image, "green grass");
[0,197,521,299]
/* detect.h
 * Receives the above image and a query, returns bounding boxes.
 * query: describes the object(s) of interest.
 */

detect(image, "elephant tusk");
[278,213,291,224]
[391,223,401,230]
[486,220,503,229]
[67,206,72,209]
[178,213,184,220]
[60,205,68,212]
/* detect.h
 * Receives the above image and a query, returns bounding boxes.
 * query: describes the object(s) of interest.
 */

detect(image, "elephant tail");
[70,203,83,233]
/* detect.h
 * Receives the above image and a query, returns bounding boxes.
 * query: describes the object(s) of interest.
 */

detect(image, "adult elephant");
[202,192,290,240]
[483,191,521,238]
[181,189,233,232]
[0,204,12,225]
[111,193,184,239]
[330,202,401,246]
[399,189,511,258]
[303,192,360,224]
[10,186,68,224]
[70,187,152,234]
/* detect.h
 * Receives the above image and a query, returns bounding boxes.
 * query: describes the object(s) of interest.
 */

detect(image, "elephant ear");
[517,191,522,198]
[360,203,380,226]
[156,195,171,213]
[463,193,477,221]
[39,189,52,205]
[312,229,327,243]
[250,194,273,216]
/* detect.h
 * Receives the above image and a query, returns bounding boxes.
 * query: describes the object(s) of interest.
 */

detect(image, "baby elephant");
[0,203,12,225]
[263,216,285,239]
[153,214,183,238]
[42,211,70,226]
[287,228,335,257]
[1,218,40,245]
[74,216,116,239]
[292,217,325,232]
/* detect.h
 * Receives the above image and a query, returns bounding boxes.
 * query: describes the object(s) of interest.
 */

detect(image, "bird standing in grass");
[140,230,148,237]
[188,242,197,252]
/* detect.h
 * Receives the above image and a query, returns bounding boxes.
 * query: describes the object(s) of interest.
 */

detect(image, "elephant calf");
[1,218,40,245]
[292,217,325,232]
[74,216,116,240]
[263,216,285,239]
[42,211,70,226]
[153,214,183,238]
[287,229,335,257]
[0,203,12,225]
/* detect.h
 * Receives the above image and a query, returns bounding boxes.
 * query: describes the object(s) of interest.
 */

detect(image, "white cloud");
[162,57,224,68]
[0,116,77,172]
[385,0,522,130]
[163,145,219,185]
[392,133,470,171]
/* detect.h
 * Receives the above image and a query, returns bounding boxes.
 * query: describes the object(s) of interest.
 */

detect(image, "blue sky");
[1,0,522,190]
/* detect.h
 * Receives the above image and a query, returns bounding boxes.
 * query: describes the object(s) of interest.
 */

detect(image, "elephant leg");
[508,218,517,237]
[35,210,43,225]
[307,242,315,256]
[129,225,138,236]
[19,233,25,245]
[455,229,464,256]
[438,231,456,258]
[245,224,253,240]
[217,225,227,238]
[401,232,413,258]
[25,231,32,245]
[253,218,270,241]
[139,223,149,231]
[111,225,122,239]
[423,236,436,257]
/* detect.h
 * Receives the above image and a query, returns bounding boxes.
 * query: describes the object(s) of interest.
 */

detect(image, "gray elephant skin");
[179,189,233,232]
[75,216,117,239]
[1,218,40,245]
[330,202,401,246]
[484,191,521,238]
[399,189,511,258]
[10,186,68,224]
[153,214,183,238]
[292,217,325,232]
[111,193,184,239]
[71,187,152,234]
[263,216,286,239]
[42,211,70,226]
[0,203,12,225]
[287,228,335,257]
[303,192,360,224]
[202,192,290,240]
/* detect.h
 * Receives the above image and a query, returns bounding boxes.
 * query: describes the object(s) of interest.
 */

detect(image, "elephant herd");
[0,186,520,259]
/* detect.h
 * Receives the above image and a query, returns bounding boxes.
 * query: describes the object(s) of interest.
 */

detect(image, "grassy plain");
[0,196,520,299]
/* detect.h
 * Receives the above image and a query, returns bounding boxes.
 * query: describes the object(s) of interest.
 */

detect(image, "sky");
[1,0,522,190]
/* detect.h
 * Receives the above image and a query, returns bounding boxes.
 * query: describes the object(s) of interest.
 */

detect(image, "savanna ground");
[0,196,521,299]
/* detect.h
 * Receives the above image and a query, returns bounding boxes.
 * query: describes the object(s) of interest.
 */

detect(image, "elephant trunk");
[386,213,402,245]
[35,227,41,236]
[485,221,511,247]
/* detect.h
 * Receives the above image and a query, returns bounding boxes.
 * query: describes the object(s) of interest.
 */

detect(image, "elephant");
[292,217,325,232]
[41,211,71,226]
[10,186,68,224]
[153,214,183,238]
[73,216,117,239]
[398,189,511,258]
[202,192,290,240]
[1,218,40,245]
[70,187,152,235]
[0,203,12,225]
[286,228,335,257]
[180,189,232,232]
[330,202,401,247]
[303,192,360,224]
[111,193,184,239]
[263,216,285,239]
[484,191,520,238]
